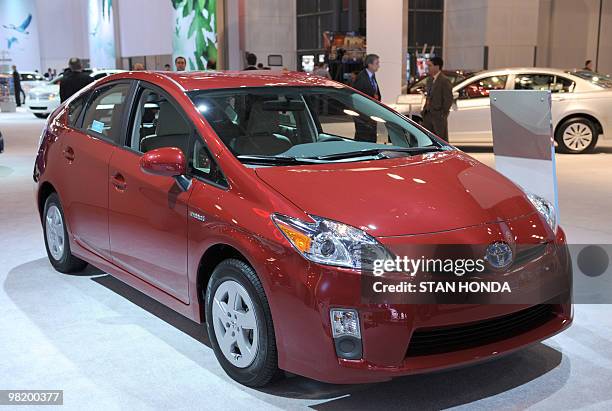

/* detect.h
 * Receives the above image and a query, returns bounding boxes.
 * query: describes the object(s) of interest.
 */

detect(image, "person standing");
[59,58,94,103]
[351,54,381,142]
[312,62,331,79]
[353,54,381,101]
[421,57,453,142]
[244,53,258,70]
[175,56,187,72]
[583,60,593,71]
[133,63,145,71]
[11,65,23,107]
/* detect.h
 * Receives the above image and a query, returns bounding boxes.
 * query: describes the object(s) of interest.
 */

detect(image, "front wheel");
[205,259,279,387]
[555,118,598,154]
[34,113,49,119]
[43,193,87,273]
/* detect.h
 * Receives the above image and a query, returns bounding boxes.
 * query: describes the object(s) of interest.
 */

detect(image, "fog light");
[330,309,361,338]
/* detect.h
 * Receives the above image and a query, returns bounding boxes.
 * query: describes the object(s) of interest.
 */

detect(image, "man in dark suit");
[11,65,23,107]
[352,54,381,142]
[353,54,381,101]
[422,56,453,142]
[60,58,94,103]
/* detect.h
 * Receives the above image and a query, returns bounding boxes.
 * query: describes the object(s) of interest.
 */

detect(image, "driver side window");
[459,75,508,99]
[127,87,191,156]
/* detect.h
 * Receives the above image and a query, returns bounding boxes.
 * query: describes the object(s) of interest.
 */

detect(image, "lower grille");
[406,304,556,357]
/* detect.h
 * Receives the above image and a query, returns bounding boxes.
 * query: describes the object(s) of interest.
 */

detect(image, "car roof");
[109,70,340,92]
[471,67,579,77]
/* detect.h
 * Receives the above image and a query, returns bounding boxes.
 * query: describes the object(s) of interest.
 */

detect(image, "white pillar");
[224,0,242,70]
[366,0,407,104]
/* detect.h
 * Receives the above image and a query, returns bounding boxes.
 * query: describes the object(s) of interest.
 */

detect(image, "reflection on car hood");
[29,84,59,94]
[255,150,536,237]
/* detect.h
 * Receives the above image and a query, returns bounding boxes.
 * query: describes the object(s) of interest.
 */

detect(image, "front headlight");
[272,213,392,269]
[527,193,557,232]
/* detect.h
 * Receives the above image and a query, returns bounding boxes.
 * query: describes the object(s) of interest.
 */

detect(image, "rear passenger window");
[82,83,130,143]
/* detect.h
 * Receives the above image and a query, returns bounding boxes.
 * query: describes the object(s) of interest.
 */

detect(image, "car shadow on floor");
[91,274,210,347]
[88,273,568,409]
[256,343,567,409]
[78,271,569,409]
[4,259,569,410]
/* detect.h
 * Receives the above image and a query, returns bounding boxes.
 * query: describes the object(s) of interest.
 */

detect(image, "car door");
[57,82,131,260]
[108,83,192,303]
[448,74,509,142]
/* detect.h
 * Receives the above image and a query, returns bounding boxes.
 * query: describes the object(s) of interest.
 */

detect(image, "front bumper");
[265,217,572,384]
[27,98,57,114]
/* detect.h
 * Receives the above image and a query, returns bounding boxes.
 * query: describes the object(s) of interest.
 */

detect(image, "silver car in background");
[27,69,123,118]
[390,68,612,153]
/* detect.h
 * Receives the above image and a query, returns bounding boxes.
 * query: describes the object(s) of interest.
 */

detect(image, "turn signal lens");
[330,309,361,338]
[276,222,312,253]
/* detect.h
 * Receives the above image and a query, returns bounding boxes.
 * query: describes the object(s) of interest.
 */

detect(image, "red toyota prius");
[34,70,572,387]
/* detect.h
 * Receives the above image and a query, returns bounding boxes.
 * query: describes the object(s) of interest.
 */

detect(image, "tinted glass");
[190,137,227,186]
[514,74,574,93]
[570,70,612,88]
[82,83,130,143]
[67,95,86,127]
[128,88,191,155]
[189,87,444,164]
[459,75,508,99]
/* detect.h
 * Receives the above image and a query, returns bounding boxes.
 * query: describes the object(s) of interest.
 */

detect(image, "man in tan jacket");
[422,57,453,142]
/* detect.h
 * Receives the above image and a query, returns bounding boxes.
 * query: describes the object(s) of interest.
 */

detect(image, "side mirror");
[140,147,186,177]
[453,91,460,100]
[140,147,191,191]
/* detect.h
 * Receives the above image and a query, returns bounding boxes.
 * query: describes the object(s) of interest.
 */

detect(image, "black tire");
[205,259,280,387]
[34,113,49,119]
[555,117,598,154]
[42,192,87,273]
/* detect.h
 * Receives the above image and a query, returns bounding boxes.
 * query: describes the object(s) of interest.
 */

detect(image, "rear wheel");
[555,117,598,154]
[43,193,87,273]
[205,259,279,387]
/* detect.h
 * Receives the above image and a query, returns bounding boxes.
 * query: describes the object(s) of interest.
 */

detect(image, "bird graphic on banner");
[2,14,33,35]
[7,37,18,49]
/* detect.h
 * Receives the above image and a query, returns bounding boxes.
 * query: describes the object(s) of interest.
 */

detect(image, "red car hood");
[255,151,536,237]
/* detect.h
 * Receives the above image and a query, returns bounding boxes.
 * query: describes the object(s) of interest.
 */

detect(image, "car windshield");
[570,70,612,88]
[189,86,445,165]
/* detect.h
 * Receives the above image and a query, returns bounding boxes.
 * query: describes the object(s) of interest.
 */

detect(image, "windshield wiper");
[236,155,322,165]
[309,146,444,161]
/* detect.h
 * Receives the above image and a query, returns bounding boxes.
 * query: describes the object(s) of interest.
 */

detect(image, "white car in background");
[27,69,123,118]
[390,68,612,153]
[16,71,47,94]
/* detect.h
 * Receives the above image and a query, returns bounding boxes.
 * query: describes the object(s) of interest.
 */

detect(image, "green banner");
[171,0,218,71]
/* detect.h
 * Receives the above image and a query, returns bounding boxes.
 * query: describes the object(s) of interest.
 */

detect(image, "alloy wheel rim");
[212,280,259,368]
[45,205,65,260]
[562,123,593,151]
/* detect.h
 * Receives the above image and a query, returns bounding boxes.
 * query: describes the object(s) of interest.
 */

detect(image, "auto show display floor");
[1,109,612,410]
